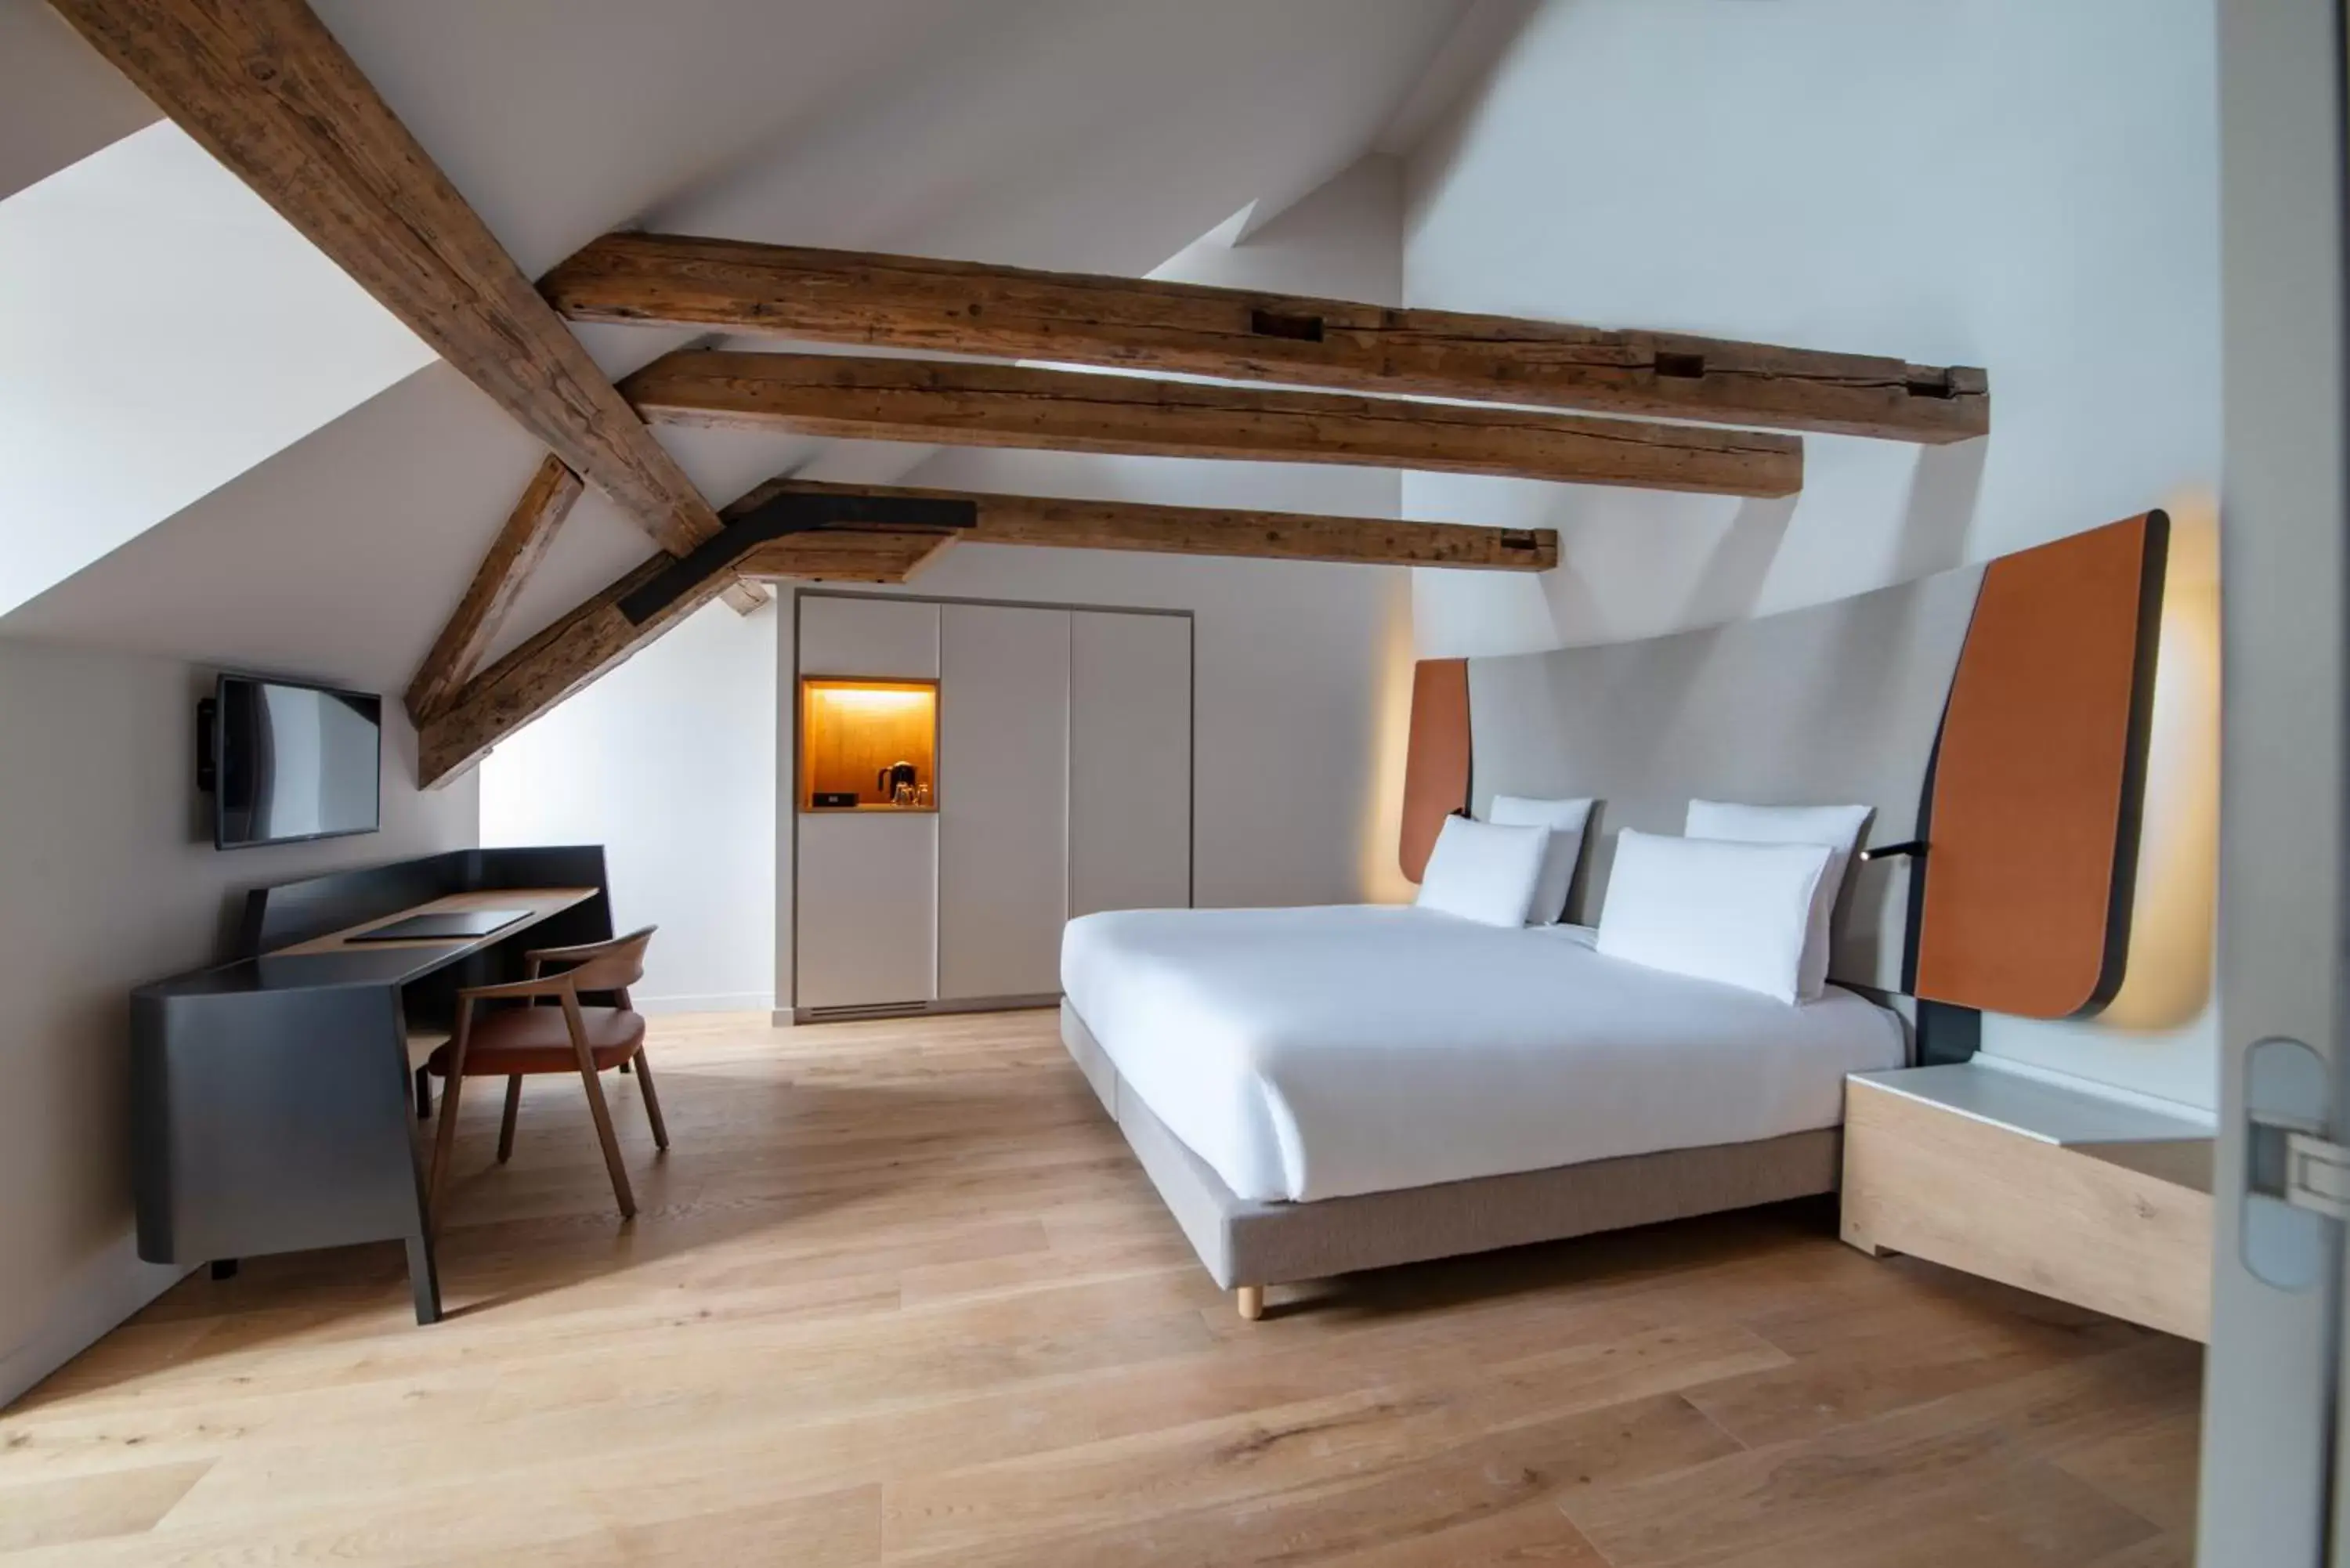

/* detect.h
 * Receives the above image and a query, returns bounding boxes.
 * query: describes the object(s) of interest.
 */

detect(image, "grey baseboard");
[790,992,1061,1025]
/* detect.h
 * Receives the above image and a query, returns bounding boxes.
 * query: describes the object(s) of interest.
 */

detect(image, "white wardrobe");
[792,591,1192,1019]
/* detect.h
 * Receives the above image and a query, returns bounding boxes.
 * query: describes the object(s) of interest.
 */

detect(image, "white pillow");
[1596,829,1832,1004]
[1685,800,1871,1000]
[1486,795,1594,924]
[1415,815,1550,928]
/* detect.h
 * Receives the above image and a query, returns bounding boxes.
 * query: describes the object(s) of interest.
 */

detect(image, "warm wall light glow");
[808,685,932,713]
[2102,493,2220,1028]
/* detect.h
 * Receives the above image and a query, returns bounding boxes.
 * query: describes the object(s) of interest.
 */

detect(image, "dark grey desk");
[130,847,613,1324]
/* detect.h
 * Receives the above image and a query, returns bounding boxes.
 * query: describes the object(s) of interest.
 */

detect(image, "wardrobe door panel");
[1070,612,1192,916]
[937,604,1069,999]
[799,595,938,678]
[794,814,936,1010]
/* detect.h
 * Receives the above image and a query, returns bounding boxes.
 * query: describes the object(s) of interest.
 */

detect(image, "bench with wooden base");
[1840,1064,2214,1341]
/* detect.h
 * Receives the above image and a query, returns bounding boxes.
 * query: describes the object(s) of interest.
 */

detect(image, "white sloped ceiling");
[0,0,157,204]
[1,0,1478,689]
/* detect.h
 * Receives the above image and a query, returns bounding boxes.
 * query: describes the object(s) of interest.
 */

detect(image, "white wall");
[0,122,436,616]
[0,641,478,1408]
[480,600,779,1013]
[1408,0,2218,654]
[1147,152,1405,302]
[0,0,157,204]
[1403,0,2222,1111]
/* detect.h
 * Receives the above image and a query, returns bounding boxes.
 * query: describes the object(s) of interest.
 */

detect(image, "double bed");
[1057,516,2168,1320]
[1061,904,1906,1317]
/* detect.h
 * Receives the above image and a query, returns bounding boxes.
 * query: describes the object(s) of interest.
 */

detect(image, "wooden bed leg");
[1235,1284,1264,1322]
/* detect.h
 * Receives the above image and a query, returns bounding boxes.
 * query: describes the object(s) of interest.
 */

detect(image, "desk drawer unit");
[132,985,420,1266]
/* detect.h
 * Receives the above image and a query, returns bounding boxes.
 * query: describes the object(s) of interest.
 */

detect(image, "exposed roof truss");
[48,0,1989,787]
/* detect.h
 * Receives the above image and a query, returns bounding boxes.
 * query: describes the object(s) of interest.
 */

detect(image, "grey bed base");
[1061,1001,1842,1306]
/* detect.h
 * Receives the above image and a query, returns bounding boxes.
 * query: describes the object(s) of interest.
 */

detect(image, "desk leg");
[388,991,445,1324]
[406,1230,442,1324]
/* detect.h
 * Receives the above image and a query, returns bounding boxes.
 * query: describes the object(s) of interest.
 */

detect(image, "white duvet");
[1061,904,1905,1203]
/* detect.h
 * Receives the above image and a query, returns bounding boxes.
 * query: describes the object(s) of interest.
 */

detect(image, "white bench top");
[1849,1062,2212,1147]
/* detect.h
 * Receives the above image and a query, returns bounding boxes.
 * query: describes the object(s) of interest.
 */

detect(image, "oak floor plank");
[1311,1498,1607,1566]
[0,1010,2199,1567]
[907,1394,1732,1568]
[608,1483,881,1568]
[2050,1409,2203,1537]
[880,1323,1781,1563]
[1685,1264,2145,1448]
[201,1306,1770,1541]
[1560,1340,2195,1567]
[0,1460,212,1553]
[2085,1534,2196,1568]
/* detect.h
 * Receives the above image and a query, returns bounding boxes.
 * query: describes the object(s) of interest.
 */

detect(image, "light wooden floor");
[1,1010,2201,1566]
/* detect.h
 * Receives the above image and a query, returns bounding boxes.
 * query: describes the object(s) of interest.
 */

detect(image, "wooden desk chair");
[425,927,665,1229]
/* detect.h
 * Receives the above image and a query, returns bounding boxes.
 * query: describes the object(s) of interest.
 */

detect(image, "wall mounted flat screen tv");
[206,675,382,849]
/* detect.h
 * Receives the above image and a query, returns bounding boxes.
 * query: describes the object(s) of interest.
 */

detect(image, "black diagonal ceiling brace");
[617,491,978,625]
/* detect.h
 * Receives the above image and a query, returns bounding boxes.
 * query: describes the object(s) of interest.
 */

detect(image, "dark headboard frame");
[1398,658,1471,884]
[1909,510,2169,1020]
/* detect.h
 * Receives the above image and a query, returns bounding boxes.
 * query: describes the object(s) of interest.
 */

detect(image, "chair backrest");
[531,926,655,994]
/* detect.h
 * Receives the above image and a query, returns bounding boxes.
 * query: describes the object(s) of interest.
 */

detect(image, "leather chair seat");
[427,1005,646,1077]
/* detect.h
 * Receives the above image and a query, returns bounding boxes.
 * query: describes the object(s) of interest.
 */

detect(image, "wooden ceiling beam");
[622,352,1803,497]
[404,454,581,727]
[49,0,728,563]
[416,462,1556,784]
[417,558,721,788]
[547,232,1989,443]
[726,477,1559,571]
[417,529,942,786]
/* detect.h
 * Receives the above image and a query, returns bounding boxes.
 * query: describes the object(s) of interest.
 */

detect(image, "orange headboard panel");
[1914,511,2168,1017]
[1399,658,1471,883]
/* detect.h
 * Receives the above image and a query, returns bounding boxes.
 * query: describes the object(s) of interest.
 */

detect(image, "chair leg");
[414,1066,432,1121]
[426,1073,465,1237]
[497,1075,523,1163]
[577,1064,637,1220]
[631,1047,670,1151]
